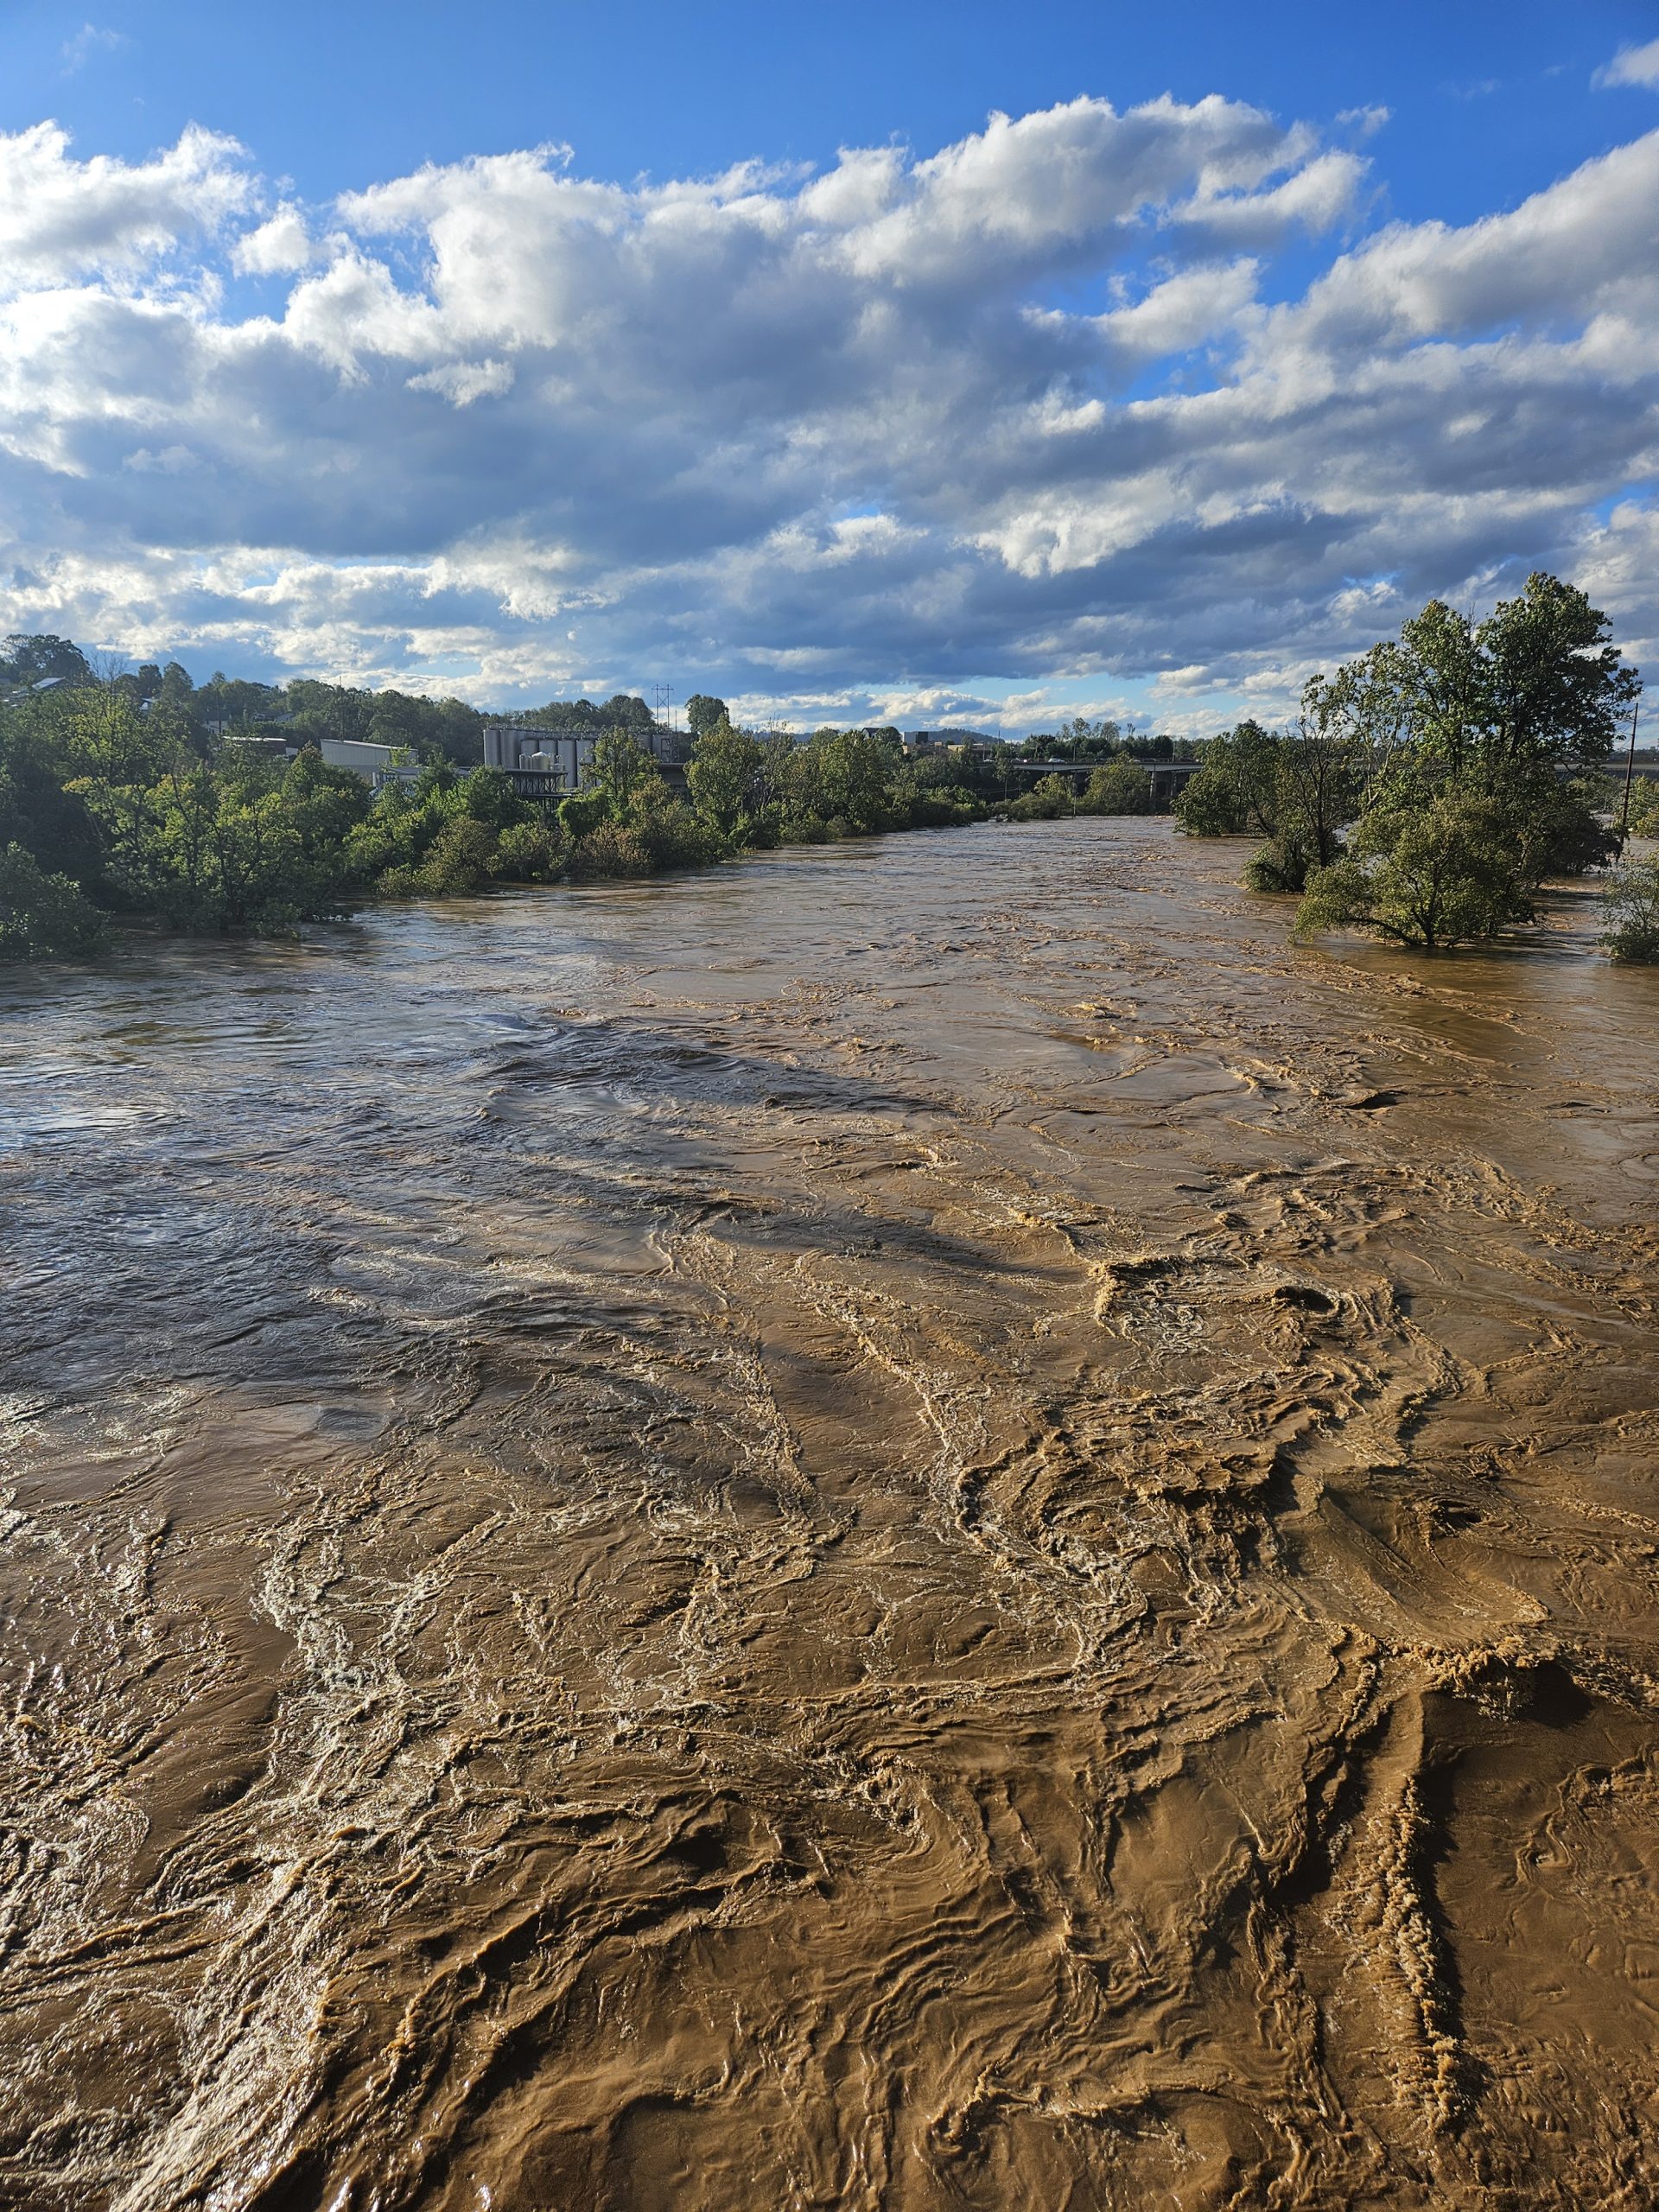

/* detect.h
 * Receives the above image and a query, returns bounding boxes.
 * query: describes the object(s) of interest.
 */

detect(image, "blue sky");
[1,0,1656,728]
[9,0,1657,226]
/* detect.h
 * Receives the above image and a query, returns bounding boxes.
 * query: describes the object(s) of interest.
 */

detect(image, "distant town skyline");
[1,0,1656,735]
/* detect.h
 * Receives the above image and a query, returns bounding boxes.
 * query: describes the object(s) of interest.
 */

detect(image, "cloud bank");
[0,93,1654,726]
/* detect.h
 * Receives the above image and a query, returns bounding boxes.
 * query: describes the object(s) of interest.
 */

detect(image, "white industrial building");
[481,724,596,790]
[318,737,423,788]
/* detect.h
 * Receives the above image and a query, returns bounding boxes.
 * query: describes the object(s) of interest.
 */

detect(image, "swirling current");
[2,817,1658,2210]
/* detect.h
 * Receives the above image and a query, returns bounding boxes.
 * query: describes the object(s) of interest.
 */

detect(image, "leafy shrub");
[1006,774,1075,821]
[379,816,499,898]
[570,822,653,877]
[626,787,725,870]
[1298,786,1534,951]
[557,791,610,842]
[492,818,565,881]
[1080,760,1153,815]
[1244,830,1315,894]
[1601,859,1659,963]
[0,842,107,958]
[901,789,979,828]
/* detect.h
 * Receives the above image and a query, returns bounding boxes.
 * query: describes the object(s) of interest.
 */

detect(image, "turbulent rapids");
[3,817,1658,2210]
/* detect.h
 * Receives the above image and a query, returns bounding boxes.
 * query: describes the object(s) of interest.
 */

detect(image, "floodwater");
[2,817,1657,2211]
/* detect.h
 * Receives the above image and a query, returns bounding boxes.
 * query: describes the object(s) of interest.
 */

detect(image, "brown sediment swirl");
[0,819,1656,2209]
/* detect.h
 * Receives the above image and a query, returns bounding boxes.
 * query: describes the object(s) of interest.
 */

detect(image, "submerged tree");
[1281,573,1639,948]
[0,843,106,959]
[1175,721,1283,837]
[1079,758,1152,814]
[1297,788,1536,952]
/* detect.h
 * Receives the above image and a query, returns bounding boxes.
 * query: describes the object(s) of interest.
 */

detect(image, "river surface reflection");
[3,818,1657,2209]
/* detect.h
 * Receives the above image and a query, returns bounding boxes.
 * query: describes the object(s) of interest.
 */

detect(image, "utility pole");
[1620,699,1641,842]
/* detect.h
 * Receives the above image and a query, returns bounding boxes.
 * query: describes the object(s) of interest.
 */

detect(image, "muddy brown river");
[2,817,1657,2210]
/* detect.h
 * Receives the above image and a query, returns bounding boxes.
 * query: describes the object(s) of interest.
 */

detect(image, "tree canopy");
[2,634,93,688]
[1175,574,1641,950]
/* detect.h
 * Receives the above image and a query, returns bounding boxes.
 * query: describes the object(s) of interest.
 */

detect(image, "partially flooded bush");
[1244,830,1316,894]
[0,842,107,959]
[1601,858,1659,963]
[1079,760,1153,816]
[626,789,726,871]
[570,822,653,878]
[492,817,566,882]
[1298,788,1533,952]
[1004,774,1075,822]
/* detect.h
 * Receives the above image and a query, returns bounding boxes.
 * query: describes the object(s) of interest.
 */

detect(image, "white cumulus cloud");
[1595,39,1659,91]
[0,94,1653,724]
[232,205,319,276]
[0,122,251,293]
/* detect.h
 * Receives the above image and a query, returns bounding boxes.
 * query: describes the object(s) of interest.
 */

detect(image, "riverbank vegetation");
[1601,857,1659,963]
[1176,573,1649,958]
[0,652,1168,957]
[4,575,1646,963]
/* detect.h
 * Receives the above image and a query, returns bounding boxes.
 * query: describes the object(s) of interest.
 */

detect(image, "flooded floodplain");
[2,817,1658,2210]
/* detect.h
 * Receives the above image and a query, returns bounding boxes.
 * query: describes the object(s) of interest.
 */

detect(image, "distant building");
[906,728,993,753]
[318,737,421,789]
[481,719,685,791]
[482,723,596,791]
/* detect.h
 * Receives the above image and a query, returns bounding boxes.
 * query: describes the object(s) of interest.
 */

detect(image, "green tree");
[1007,773,1075,821]
[1297,788,1535,952]
[1243,677,1372,892]
[279,747,372,906]
[0,843,105,958]
[1079,759,1152,815]
[794,727,893,834]
[367,688,483,765]
[200,674,284,733]
[0,690,105,884]
[1478,572,1637,775]
[1176,722,1283,837]
[1,634,93,688]
[686,715,762,838]
[589,731,660,814]
[684,694,729,741]
[1600,858,1659,964]
[281,679,373,743]
[1366,575,1635,873]
[456,766,525,830]
[625,780,725,870]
